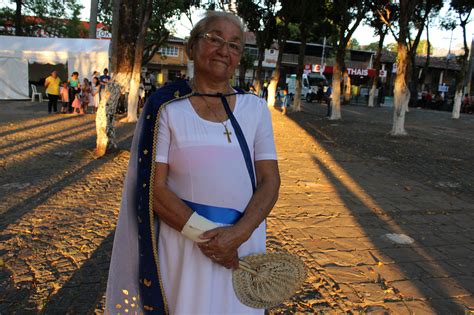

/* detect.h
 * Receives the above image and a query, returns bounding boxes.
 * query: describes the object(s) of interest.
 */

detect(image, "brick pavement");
[0,100,473,314]
[269,103,474,314]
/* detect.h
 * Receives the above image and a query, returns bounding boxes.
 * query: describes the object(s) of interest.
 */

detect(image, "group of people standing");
[44,68,111,115]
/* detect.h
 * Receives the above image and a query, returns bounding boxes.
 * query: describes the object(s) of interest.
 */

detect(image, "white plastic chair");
[31,84,43,102]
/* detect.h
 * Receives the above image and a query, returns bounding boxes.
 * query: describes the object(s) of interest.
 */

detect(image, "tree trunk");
[267,30,287,107]
[452,20,470,119]
[452,89,463,119]
[95,74,128,157]
[95,0,135,155]
[407,4,429,110]
[89,0,98,39]
[419,23,430,90]
[125,0,153,123]
[368,82,377,108]
[390,0,414,136]
[266,65,279,107]
[15,0,22,36]
[293,25,308,112]
[330,63,342,120]
[368,31,385,108]
[330,47,345,120]
[343,71,351,104]
[110,0,121,72]
[254,44,265,96]
[392,43,410,136]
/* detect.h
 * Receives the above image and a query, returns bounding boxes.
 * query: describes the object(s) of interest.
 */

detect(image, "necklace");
[199,95,232,143]
[190,80,233,143]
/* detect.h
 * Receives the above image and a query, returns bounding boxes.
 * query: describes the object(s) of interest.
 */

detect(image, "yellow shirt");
[45,76,61,95]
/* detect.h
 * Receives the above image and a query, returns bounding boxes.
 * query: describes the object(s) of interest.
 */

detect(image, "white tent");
[0,36,110,99]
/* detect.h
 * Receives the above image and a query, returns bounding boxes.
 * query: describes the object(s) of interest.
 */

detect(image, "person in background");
[316,83,324,103]
[68,72,81,113]
[90,77,100,114]
[143,72,153,101]
[262,79,268,98]
[138,75,145,109]
[281,87,290,114]
[150,72,157,92]
[59,81,69,114]
[81,78,91,114]
[91,71,100,83]
[325,83,333,117]
[99,68,111,99]
[44,70,61,114]
[99,68,110,98]
[276,86,281,104]
[249,85,256,95]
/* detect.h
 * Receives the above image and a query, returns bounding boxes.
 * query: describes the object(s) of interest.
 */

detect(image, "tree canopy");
[0,0,85,37]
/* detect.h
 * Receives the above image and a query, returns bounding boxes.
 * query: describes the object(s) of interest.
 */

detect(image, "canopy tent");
[0,36,110,99]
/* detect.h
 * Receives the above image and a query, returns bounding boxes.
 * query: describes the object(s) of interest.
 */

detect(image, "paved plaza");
[0,100,473,314]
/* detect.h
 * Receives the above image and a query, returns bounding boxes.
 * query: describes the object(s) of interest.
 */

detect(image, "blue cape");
[135,80,247,314]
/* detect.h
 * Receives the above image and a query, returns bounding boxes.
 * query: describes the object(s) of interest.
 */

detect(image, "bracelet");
[181,212,219,242]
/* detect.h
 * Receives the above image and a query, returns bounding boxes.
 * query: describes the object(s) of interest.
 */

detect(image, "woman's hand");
[197,226,250,269]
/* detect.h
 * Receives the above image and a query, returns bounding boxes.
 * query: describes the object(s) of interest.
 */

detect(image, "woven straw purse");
[232,252,307,308]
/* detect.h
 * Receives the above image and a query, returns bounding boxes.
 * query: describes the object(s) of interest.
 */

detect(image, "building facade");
[146,36,189,84]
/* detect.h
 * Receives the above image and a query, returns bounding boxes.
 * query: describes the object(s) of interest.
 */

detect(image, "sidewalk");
[0,100,473,314]
[269,103,474,313]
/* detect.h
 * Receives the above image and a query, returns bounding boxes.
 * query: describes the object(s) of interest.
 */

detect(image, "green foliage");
[386,42,398,53]
[416,39,433,55]
[98,0,113,26]
[0,0,85,37]
[237,0,278,51]
[441,0,472,31]
[240,49,257,70]
[141,0,192,64]
[327,0,370,49]
[365,41,380,51]
[287,23,300,40]
[450,0,473,15]
[382,40,432,55]
[348,38,360,49]
[0,7,15,35]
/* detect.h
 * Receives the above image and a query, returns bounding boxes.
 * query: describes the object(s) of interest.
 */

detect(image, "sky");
[77,1,473,56]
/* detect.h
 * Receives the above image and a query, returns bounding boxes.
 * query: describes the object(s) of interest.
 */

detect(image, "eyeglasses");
[199,33,242,55]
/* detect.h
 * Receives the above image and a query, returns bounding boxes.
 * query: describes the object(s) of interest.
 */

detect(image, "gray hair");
[185,11,245,60]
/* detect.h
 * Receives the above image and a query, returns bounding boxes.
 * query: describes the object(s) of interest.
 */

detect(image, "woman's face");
[192,18,242,82]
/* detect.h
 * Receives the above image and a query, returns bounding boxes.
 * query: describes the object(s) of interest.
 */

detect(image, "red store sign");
[322,66,376,77]
[305,64,380,77]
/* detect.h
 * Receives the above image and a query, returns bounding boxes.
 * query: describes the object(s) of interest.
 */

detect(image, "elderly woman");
[105,11,280,315]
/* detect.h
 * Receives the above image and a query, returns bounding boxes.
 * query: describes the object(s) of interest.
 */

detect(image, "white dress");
[155,93,277,315]
[90,85,100,107]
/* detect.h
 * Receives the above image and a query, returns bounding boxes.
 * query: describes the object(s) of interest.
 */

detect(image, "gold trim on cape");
[148,92,193,314]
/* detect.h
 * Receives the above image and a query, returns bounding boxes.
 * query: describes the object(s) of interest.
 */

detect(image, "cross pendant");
[223,126,232,143]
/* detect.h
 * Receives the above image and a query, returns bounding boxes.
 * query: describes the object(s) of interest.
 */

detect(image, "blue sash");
[182,200,243,225]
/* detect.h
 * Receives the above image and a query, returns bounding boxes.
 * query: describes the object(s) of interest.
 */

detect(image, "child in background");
[68,72,81,113]
[59,82,69,114]
[90,77,100,114]
[71,93,83,114]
